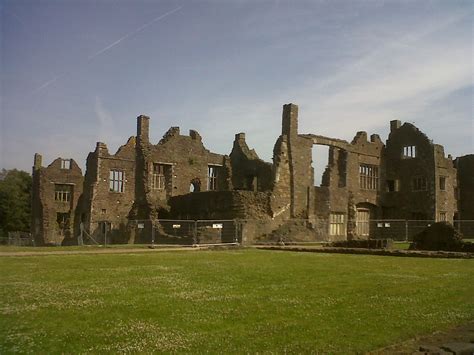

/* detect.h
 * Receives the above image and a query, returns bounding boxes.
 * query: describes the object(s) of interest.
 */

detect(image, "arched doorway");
[190,178,201,193]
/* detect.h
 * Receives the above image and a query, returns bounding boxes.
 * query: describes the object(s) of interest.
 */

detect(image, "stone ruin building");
[31,103,473,245]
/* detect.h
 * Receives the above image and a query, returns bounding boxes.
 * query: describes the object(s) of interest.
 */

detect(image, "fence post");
[405,220,408,242]
[234,219,239,243]
[151,220,155,247]
[193,220,198,245]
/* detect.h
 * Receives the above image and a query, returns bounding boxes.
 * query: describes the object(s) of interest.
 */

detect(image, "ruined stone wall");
[455,155,474,220]
[346,132,383,214]
[80,138,136,244]
[229,133,273,192]
[150,128,228,196]
[281,104,314,218]
[381,122,437,220]
[132,116,230,225]
[303,130,383,240]
[169,190,272,220]
[31,104,468,245]
[433,145,457,222]
[270,135,292,219]
[31,155,83,245]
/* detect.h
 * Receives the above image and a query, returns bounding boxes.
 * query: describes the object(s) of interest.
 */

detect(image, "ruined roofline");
[39,156,83,175]
[231,132,261,161]
[114,136,136,156]
[299,134,350,149]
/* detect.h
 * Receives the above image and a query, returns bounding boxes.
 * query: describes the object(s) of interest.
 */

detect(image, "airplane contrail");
[32,76,60,94]
[31,5,183,94]
[88,5,183,60]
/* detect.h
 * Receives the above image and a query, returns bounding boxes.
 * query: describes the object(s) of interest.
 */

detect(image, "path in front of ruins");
[0,246,204,257]
[372,320,474,354]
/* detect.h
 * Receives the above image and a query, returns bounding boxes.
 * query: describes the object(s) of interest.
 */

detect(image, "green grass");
[1,249,473,353]
[393,242,411,250]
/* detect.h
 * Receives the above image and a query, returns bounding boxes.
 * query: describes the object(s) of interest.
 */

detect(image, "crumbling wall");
[455,155,474,221]
[279,104,314,218]
[31,155,83,245]
[230,133,273,191]
[31,104,467,246]
[302,129,383,239]
[169,190,272,220]
[433,145,457,222]
[80,137,136,244]
[381,122,437,220]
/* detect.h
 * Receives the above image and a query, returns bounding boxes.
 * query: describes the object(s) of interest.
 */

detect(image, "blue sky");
[1,0,472,175]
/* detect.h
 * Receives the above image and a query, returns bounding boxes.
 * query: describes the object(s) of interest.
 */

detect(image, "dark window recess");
[412,176,427,191]
[386,180,398,192]
[439,176,446,191]
[56,212,70,229]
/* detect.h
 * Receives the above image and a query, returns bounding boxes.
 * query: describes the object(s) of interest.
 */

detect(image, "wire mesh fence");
[3,219,473,248]
[370,220,474,241]
[0,232,35,246]
[129,219,240,245]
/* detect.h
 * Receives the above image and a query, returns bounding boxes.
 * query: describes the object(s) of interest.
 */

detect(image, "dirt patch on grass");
[373,320,474,354]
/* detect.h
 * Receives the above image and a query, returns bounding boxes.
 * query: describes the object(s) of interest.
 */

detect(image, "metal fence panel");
[454,220,474,240]
[196,220,239,244]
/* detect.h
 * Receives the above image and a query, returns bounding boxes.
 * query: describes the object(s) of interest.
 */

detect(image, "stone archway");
[190,178,201,193]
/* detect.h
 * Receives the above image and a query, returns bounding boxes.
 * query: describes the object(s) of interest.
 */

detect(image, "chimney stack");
[282,103,298,138]
[137,115,150,143]
[390,120,401,132]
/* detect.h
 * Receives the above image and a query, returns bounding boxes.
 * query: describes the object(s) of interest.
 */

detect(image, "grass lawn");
[1,249,473,353]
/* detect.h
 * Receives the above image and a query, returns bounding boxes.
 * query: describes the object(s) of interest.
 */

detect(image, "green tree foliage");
[0,169,32,238]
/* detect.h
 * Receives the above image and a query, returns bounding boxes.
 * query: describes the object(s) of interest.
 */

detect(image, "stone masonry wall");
[32,155,83,245]
[381,122,437,220]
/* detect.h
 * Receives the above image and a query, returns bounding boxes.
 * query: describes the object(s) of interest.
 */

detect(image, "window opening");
[386,180,398,192]
[60,159,71,169]
[359,164,379,190]
[54,184,72,202]
[329,213,346,236]
[402,145,417,158]
[413,176,427,191]
[208,166,218,191]
[109,170,124,192]
[152,164,167,190]
[439,176,446,191]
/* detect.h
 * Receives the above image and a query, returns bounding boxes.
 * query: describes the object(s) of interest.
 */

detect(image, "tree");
[0,169,32,238]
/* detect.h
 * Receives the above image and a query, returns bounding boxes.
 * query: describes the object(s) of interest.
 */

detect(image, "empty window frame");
[109,170,124,192]
[329,213,346,236]
[412,176,427,191]
[54,184,72,202]
[359,164,379,190]
[56,212,70,230]
[438,212,447,222]
[60,159,71,169]
[402,145,417,158]
[152,163,169,190]
[386,179,399,192]
[208,166,218,191]
[439,176,446,191]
